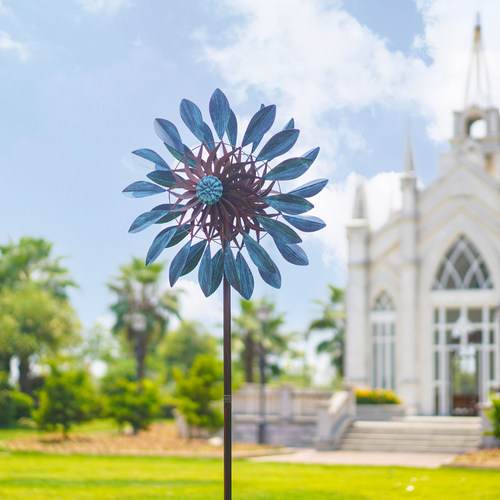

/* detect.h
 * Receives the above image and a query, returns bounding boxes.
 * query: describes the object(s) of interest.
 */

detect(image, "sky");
[2,0,500,357]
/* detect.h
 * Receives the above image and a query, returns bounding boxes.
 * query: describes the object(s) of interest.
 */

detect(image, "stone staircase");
[339,416,482,453]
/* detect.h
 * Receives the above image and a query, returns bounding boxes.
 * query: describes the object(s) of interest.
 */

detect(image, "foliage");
[487,395,500,440]
[159,320,217,382]
[0,237,79,391]
[0,285,80,393]
[174,354,223,436]
[232,298,292,383]
[0,237,75,298]
[355,387,401,405]
[0,372,34,427]
[34,367,97,437]
[103,378,161,434]
[309,285,345,377]
[107,257,180,381]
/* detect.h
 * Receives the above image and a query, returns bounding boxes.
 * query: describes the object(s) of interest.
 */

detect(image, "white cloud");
[0,30,28,60]
[175,278,223,335]
[313,171,402,265]
[202,0,500,265]
[76,0,130,14]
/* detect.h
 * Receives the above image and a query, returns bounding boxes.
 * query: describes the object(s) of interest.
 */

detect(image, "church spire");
[403,131,415,173]
[352,177,368,219]
[464,13,492,109]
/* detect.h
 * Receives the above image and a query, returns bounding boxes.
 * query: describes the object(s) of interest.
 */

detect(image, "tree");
[309,285,345,377]
[0,237,77,380]
[0,237,75,298]
[104,378,161,434]
[34,367,97,438]
[0,285,80,393]
[159,320,217,382]
[174,354,223,438]
[108,257,180,381]
[232,298,291,383]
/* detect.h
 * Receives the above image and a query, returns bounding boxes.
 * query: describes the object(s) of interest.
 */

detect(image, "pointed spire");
[464,13,492,109]
[352,177,368,219]
[403,131,415,173]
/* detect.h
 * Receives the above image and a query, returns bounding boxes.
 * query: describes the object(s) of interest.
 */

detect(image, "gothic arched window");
[433,236,492,290]
[371,292,396,390]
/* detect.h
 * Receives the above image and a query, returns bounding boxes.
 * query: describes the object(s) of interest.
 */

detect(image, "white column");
[399,174,419,414]
[345,221,369,387]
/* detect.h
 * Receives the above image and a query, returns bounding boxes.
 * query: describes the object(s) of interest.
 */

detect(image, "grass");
[0,453,499,499]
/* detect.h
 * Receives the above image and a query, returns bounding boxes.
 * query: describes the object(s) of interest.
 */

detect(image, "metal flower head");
[124,89,327,299]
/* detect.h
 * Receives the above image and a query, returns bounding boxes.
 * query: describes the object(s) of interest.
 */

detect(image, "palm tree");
[0,237,76,297]
[232,298,290,383]
[107,257,180,381]
[308,285,345,377]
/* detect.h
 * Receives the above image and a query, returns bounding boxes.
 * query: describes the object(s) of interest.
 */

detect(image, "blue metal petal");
[129,208,172,234]
[255,216,302,244]
[226,109,238,147]
[181,240,207,276]
[146,226,178,265]
[275,241,309,266]
[146,170,177,188]
[263,194,313,215]
[236,252,254,299]
[264,157,313,181]
[154,119,184,154]
[132,148,170,170]
[208,249,224,295]
[283,118,294,130]
[164,143,196,168]
[258,267,281,289]
[169,240,192,286]
[203,122,215,150]
[223,244,241,293]
[209,89,231,140]
[283,215,326,232]
[152,203,184,224]
[123,181,166,198]
[180,99,205,143]
[242,233,278,275]
[303,146,320,162]
[256,129,300,162]
[289,179,328,198]
[166,225,190,247]
[242,105,276,148]
[198,245,212,297]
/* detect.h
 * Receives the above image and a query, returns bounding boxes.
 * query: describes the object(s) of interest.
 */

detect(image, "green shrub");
[174,354,223,437]
[10,391,34,420]
[104,378,161,434]
[487,395,500,440]
[34,367,97,437]
[355,387,401,405]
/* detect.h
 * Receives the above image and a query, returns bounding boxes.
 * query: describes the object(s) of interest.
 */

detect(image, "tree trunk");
[136,334,146,381]
[244,335,254,383]
[19,355,31,394]
[0,353,11,376]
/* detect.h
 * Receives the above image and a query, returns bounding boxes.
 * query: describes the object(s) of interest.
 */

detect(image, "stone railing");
[232,384,333,446]
[314,390,356,450]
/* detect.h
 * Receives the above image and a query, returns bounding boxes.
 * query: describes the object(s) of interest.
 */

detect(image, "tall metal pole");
[223,276,232,500]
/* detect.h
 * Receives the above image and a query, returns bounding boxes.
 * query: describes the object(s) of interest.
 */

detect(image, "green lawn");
[0,453,498,499]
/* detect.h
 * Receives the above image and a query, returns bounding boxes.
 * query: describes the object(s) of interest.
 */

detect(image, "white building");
[345,19,500,416]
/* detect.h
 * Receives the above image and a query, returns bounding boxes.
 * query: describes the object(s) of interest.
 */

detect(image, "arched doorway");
[431,235,498,415]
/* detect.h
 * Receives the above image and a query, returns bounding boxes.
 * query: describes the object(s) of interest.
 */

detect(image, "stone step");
[340,442,478,453]
[339,416,482,453]
[343,434,480,444]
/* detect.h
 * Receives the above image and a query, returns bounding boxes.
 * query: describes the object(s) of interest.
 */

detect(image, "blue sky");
[2,0,500,348]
